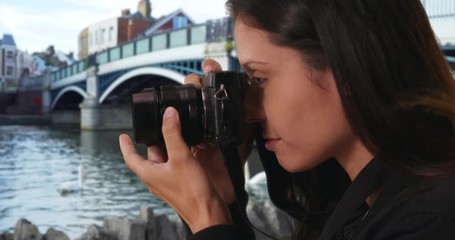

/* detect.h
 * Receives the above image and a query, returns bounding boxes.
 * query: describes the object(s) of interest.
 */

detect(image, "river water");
[0,124,264,239]
[0,125,172,238]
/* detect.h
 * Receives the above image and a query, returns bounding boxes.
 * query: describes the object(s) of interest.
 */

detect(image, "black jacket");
[190,134,455,240]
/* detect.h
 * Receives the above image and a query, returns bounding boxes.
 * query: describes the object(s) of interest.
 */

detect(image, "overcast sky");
[1,0,453,57]
[0,0,228,55]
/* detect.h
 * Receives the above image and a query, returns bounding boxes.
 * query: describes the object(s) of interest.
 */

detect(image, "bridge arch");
[99,67,186,104]
[51,86,88,109]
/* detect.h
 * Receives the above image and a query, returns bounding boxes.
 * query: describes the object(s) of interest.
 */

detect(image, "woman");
[119,0,455,239]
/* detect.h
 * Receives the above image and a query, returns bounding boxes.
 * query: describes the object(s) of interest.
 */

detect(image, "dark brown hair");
[227,0,455,237]
[227,0,455,175]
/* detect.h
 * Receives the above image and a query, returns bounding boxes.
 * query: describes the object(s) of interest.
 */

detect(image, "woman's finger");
[184,73,202,86]
[202,59,223,73]
[161,107,193,162]
[119,134,151,177]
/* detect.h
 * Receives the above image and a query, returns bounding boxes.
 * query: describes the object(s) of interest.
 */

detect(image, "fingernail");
[164,107,177,119]
[203,65,213,73]
[197,143,207,149]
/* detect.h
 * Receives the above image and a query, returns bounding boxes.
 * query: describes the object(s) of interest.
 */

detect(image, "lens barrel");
[132,85,204,146]
[132,88,162,146]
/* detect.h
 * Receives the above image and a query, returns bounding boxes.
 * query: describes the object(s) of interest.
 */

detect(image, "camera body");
[131,71,248,147]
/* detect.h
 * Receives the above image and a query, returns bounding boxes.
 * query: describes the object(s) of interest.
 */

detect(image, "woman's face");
[236,18,366,173]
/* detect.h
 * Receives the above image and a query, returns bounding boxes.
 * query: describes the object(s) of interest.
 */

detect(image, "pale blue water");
[0,125,171,239]
[0,124,265,239]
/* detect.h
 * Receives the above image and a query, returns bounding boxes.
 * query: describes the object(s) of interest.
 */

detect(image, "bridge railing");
[51,17,233,84]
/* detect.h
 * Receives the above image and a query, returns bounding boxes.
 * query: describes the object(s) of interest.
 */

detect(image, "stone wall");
[4,91,43,115]
[4,200,296,240]
[51,110,81,125]
[80,102,132,130]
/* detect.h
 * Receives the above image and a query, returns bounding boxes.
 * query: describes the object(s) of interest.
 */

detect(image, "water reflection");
[0,125,265,239]
[0,125,170,239]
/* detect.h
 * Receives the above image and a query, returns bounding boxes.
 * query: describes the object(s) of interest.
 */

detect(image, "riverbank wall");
[2,200,295,240]
[0,114,51,125]
[0,91,43,115]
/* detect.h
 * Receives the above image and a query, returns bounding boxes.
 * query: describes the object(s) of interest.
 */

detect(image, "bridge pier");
[80,99,132,130]
[51,110,80,125]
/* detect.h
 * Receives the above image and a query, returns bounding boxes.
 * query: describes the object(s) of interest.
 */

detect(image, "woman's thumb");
[162,107,191,159]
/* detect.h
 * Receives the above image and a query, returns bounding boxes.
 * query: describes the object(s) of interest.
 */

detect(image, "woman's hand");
[186,59,255,204]
[118,58,255,232]
[119,107,231,233]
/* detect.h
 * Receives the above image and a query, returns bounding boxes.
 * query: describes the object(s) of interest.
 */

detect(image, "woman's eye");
[251,77,266,85]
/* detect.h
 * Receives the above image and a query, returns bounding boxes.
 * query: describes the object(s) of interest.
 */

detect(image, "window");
[6,51,14,59]
[6,66,14,76]
[83,35,88,48]
[109,27,114,42]
[101,29,105,44]
[173,16,188,29]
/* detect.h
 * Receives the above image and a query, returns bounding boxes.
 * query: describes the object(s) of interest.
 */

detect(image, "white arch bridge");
[46,10,455,129]
[46,17,240,129]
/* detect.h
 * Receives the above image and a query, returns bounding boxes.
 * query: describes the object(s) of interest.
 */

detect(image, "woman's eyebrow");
[241,60,267,73]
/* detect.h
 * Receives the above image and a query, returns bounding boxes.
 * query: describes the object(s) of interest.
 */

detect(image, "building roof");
[2,34,16,46]
[127,11,148,20]
[143,8,195,36]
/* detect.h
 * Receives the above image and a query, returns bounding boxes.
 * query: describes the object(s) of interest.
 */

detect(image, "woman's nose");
[243,83,264,123]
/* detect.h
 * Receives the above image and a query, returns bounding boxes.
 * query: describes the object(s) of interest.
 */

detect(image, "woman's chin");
[276,155,321,173]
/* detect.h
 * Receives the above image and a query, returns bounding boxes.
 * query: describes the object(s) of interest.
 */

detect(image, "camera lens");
[160,85,204,145]
[132,88,162,146]
[132,85,204,146]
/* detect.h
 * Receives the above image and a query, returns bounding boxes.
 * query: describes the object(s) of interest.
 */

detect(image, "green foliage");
[225,40,234,53]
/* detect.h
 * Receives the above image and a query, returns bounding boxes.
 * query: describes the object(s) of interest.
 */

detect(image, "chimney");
[121,9,131,17]
[137,0,151,18]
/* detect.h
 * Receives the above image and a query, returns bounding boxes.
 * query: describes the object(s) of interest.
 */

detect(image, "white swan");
[58,164,83,195]
[247,171,267,188]
[246,171,269,199]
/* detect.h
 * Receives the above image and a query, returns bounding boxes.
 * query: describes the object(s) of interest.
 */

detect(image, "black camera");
[131,71,249,147]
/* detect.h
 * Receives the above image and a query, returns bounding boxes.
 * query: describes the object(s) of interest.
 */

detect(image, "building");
[423,0,455,46]
[78,0,154,59]
[0,34,37,91]
[0,34,18,88]
[142,8,195,36]
[422,0,455,73]
[77,0,195,59]
[0,34,44,114]
[1,34,73,92]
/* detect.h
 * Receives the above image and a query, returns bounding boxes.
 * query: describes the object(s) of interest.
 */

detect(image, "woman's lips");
[264,138,280,151]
